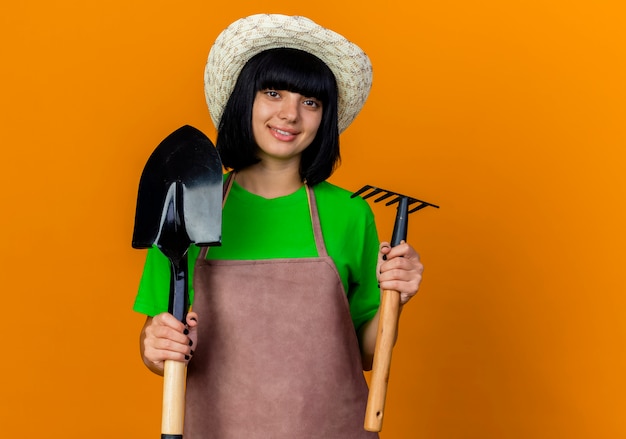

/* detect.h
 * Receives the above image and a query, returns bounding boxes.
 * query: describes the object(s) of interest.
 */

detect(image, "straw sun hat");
[204,14,373,134]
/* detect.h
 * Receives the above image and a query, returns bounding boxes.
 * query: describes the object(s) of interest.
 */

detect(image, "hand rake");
[351,185,439,432]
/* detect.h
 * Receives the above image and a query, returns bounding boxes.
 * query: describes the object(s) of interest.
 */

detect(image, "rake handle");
[161,360,186,439]
[364,287,401,432]
[365,196,408,432]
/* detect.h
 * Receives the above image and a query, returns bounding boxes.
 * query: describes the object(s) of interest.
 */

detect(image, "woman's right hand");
[140,311,198,375]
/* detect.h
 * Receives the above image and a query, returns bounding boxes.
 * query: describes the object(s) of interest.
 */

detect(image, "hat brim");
[204,14,373,134]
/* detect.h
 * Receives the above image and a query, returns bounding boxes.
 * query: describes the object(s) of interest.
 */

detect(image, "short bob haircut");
[216,47,340,186]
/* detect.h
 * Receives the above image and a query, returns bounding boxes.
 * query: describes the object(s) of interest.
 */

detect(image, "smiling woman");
[133,13,424,439]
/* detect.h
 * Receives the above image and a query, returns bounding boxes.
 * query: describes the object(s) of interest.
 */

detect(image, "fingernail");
[183,328,189,335]
[382,255,387,261]
[185,355,190,360]
[189,339,193,347]
[190,349,195,356]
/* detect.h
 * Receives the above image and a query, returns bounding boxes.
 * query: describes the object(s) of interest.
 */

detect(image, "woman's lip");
[269,126,300,140]
[271,126,299,136]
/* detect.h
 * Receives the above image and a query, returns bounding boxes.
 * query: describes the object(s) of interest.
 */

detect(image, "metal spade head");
[132,125,223,252]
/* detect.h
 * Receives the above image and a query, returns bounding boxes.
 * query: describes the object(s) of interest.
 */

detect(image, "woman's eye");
[259,88,280,98]
[303,98,320,108]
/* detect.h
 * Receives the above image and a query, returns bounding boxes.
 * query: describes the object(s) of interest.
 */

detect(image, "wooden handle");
[161,360,186,438]
[364,289,401,432]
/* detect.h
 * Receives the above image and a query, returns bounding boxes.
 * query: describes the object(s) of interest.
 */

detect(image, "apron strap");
[305,185,328,258]
[199,173,327,259]
[222,171,235,201]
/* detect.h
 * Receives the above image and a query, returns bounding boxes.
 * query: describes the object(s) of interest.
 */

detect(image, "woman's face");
[251,88,322,164]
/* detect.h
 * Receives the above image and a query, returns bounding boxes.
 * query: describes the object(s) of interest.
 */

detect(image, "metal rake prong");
[409,198,440,211]
[373,192,396,203]
[352,185,400,204]
[386,196,440,212]
[351,185,393,201]
[384,196,403,206]
[408,202,430,213]
[362,188,385,200]
[350,185,375,198]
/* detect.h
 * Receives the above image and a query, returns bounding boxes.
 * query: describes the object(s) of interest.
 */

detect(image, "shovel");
[352,185,438,432]
[132,125,223,439]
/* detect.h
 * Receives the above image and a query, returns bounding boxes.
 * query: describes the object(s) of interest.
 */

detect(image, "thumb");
[376,242,391,282]
[185,312,199,359]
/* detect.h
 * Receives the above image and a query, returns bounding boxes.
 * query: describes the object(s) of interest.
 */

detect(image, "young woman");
[134,14,424,439]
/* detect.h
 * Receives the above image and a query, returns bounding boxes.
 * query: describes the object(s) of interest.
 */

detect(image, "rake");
[351,185,439,432]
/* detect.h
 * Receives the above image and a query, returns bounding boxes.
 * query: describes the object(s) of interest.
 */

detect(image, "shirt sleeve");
[347,206,381,332]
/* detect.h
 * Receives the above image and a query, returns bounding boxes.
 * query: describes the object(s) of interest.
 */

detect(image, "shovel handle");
[161,360,186,439]
[364,288,401,432]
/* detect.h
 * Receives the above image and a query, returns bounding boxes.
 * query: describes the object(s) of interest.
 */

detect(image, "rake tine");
[350,185,374,198]
[361,188,385,200]
[408,202,430,213]
[373,192,395,203]
[384,196,403,206]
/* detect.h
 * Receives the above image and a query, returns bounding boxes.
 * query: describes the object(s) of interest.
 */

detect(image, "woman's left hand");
[377,240,423,305]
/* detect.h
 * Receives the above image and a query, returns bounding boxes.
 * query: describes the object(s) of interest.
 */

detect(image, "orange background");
[2,1,625,438]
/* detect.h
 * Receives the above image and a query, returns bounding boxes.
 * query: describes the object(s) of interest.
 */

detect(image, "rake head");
[351,185,440,213]
[351,185,439,246]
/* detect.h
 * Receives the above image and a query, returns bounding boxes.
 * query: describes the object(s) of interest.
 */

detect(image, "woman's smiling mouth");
[271,126,299,138]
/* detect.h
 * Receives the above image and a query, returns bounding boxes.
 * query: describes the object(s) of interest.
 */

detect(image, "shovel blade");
[132,125,223,250]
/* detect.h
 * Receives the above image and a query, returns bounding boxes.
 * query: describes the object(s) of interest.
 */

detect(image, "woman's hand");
[139,311,198,376]
[360,241,424,369]
[377,240,423,305]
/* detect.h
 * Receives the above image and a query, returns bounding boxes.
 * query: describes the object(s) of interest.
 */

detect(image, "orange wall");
[2,1,625,438]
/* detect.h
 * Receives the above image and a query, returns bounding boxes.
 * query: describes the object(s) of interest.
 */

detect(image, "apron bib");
[185,178,378,439]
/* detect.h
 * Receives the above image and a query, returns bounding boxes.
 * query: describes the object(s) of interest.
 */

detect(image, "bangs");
[253,48,337,104]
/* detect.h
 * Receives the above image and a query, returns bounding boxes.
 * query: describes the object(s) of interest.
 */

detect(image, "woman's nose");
[278,94,299,121]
